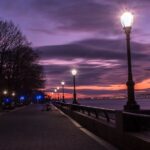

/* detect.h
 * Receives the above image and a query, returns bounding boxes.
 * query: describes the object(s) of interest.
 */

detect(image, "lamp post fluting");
[71,69,78,104]
[61,81,65,103]
[121,11,140,111]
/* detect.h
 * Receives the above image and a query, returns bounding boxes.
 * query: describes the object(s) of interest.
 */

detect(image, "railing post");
[95,110,98,119]
[123,112,141,132]
[88,110,91,116]
[82,109,85,114]
[116,111,141,132]
[115,111,124,133]
[104,111,109,122]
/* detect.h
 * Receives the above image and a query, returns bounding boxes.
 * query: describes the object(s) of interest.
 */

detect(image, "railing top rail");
[72,104,115,112]
[123,111,150,119]
[54,101,116,113]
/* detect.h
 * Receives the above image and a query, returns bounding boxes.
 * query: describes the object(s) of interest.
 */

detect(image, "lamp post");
[57,86,60,101]
[51,92,54,100]
[71,69,78,104]
[54,89,57,100]
[48,92,54,100]
[61,81,65,103]
[121,11,140,111]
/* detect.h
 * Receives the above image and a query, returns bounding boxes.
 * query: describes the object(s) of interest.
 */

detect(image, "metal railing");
[52,101,150,131]
[52,101,116,123]
[123,111,150,131]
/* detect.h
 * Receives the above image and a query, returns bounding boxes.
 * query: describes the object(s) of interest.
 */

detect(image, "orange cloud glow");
[65,78,150,92]
[65,84,126,91]
[135,79,150,90]
[45,78,150,99]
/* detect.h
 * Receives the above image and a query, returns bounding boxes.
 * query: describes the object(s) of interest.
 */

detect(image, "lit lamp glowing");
[12,92,16,97]
[61,81,65,103]
[121,11,140,111]
[121,12,134,28]
[3,90,8,95]
[71,69,78,104]
[71,69,77,76]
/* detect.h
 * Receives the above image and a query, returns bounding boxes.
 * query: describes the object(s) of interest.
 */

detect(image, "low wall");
[58,106,150,150]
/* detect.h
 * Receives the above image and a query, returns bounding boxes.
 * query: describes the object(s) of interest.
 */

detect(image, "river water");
[66,99,150,110]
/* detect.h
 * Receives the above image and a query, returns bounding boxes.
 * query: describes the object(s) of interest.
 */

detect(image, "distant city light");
[4,98,12,103]
[20,96,25,101]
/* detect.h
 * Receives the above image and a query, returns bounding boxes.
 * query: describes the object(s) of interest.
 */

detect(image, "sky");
[1,0,150,98]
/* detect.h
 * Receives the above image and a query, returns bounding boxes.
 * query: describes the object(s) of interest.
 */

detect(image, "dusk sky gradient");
[1,0,150,98]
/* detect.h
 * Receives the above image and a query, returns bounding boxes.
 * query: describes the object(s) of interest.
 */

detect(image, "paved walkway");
[0,104,117,150]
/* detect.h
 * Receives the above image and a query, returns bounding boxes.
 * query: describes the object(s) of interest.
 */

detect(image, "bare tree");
[0,20,44,94]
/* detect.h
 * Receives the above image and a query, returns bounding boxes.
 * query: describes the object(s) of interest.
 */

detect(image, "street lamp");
[48,92,54,100]
[51,92,54,100]
[71,69,78,104]
[54,89,57,100]
[61,81,65,103]
[121,11,140,111]
[57,86,60,101]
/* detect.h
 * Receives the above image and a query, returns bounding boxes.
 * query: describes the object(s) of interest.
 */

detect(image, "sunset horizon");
[1,0,150,98]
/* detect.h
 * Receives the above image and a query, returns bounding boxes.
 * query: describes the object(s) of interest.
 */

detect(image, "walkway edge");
[53,105,118,150]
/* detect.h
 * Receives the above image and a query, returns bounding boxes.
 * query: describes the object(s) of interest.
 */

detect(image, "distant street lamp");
[54,89,57,100]
[61,81,65,103]
[51,92,54,100]
[57,86,60,101]
[71,69,78,104]
[121,11,140,111]
[12,92,16,97]
[3,90,8,95]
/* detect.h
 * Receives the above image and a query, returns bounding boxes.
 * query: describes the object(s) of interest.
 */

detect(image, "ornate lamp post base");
[73,100,79,104]
[124,81,140,112]
[124,103,140,112]
[73,100,78,104]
